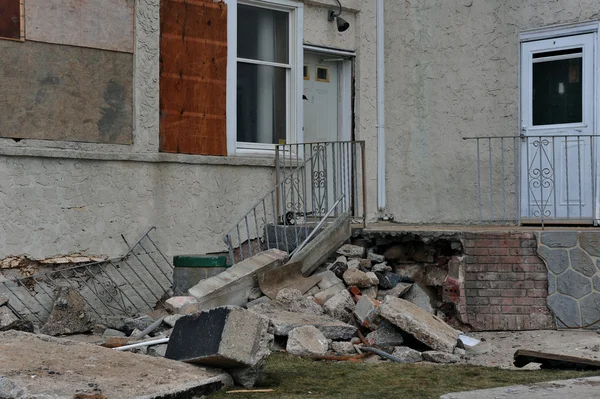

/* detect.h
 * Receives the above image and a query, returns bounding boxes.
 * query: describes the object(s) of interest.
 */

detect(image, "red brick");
[485,264,514,272]
[521,240,538,248]
[525,272,548,281]
[512,297,535,306]
[466,297,489,306]
[522,256,544,264]
[534,281,548,289]
[465,289,478,298]
[473,305,502,314]
[476,255,521,264]
[502,305,530,314]
[488,248,510,256]
[465,264,487,272]
[465,281,491,289]
[478,289,502,297]
[510,248,537,256]
[513,264,547,272]
[501,289,527,297]
[488,280,535,289]
[488,297,504,305]
[532,298,548,306]
[477,272,525,281]
[464,247,489,256]
[527,289,547,298]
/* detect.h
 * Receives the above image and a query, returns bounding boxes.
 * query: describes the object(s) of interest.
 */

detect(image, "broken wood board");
[514,349,600,370]
[0,40,133,144]
[258,262,321,300]
[0,0,23,41]
[25,0,134,53]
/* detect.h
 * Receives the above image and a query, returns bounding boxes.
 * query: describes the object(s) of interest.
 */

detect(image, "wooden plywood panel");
[0,40,133,144]
[160,0,228,156]
[25,0,134,53]
[0,0,23,40]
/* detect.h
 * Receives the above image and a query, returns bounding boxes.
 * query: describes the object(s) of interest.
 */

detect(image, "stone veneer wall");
[538,232,600,330]
[463,232,554,331]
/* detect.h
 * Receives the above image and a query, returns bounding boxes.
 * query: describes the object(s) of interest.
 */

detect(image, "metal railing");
[223,141,366,265]
[463,134,597,227]
[0,227,173,324]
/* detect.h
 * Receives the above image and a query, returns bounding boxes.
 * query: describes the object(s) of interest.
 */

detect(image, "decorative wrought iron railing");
[463,134,598,227]
[0,227,173,324]
[223,141,366,265]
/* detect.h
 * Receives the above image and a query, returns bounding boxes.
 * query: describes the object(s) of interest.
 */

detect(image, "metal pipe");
[377,0,386,212]
[291,196,345,256]
[114,337,170,351]
[360,347,406,363]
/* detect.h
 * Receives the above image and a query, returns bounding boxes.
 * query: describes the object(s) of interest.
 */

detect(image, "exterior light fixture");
[328,0,350,32]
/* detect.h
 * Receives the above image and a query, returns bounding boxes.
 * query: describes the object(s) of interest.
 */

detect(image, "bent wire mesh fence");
[0,227,173,324]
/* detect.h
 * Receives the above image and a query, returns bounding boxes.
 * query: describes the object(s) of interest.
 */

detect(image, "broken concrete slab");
[337,244,366,258]
[0,307,18,329]
[249,302,357,340]
[403,283,435,314]
[246,296,272,309]
[166,306,270,370]
[40,287,93,336]
[392,346,423,363]
[365,321,404,349]
[323,289,355,323]
[258,261,321,300]
[0,331,232,398]
[314,284,346,306]
[343,269,374,288]
[379,296,459,353]
[228,331,273,388]
[422,351,460,364]
[514,350,600,370]
[0,294,8,307]
[354,296,383,330]
[292,214,351,277]
[377,283,412,301]
[286,325,329,356]
[188,249,288,310]
[165,296,199,315]
[316,270,344,291]
[275,288,323,316]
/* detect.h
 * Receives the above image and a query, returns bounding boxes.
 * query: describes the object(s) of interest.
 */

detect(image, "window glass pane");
[238,4,289,64]
[532,55,582,126]
[237,63,287,144]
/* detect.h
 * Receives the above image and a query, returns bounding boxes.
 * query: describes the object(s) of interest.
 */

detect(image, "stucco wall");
[0,0,379,261]
[384,1,600,223]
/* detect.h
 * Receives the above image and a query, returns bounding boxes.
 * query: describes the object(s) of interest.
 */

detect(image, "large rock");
[337,244,366,259]
[286,325,328,356]
[570,248,597,277]
[40,288,92,336]
[249,303,357,340]
[323,289,355,323]
[403,283,436,313]
[0,307,18,329]
[275,288,323,316]
[379,296,459,353]
[392,346,422,363]
[343,269,374,288]
[422,351,460,364]
[165,306,270,372]
[537,246,569,274]
[188,249,288,310]
[365,321,404,349]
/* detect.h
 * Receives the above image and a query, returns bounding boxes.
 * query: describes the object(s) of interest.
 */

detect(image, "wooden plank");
[514,349,600,370]
[25,0,134,53]
[0,0,22,40]
[0,40,133,144]
[159,0,228,156]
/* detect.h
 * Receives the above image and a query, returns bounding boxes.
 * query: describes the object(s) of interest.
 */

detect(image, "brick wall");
[463,232,554,331]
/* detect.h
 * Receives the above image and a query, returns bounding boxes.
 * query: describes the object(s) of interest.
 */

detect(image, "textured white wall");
[384,0,600,223]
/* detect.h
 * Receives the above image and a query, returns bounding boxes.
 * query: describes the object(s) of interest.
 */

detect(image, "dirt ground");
[458,329,600,369]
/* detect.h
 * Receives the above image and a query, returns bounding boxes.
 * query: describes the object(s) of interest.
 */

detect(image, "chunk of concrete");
[379,296,459,353]
[275,288,323,316]
[354,296,383,330]
[258,261,321,299]
[148,344,168,357]
[337,244,366,258]
[165,296,199,315]
[377,283,412,301]
[166,306,270,372]
[366,272,380,286]
[323,289,355,323]
[314,284,346,306]
[40,287,92,336]
[328,257,349,279]
[347,258,361,270]
[286,325,328,356]
[365,321,404,349]
[316,270,344,291]
[229,331,273,388]
[245,296,272,309]
[361,286,378,299]
[343,269,374,288]
[330,341,354,355]
[422,351,460,364]
[188,249,288,310]
[0,307,18,329]
[367,250,385,263]
[249,303,357,340]
[0,294,8,307]
[289,214,350,277]
[403,283,436,314]
[392,346,422,363]
[163,314,183,328]
[372,263,392,273]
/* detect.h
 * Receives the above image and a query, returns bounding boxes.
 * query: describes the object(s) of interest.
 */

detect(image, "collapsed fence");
[0,227,173,324]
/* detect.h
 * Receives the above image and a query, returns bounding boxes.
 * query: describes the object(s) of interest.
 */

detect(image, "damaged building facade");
[2,0,600,333]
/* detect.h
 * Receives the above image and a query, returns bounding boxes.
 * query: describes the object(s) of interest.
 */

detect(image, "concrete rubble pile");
[0,242,468,396]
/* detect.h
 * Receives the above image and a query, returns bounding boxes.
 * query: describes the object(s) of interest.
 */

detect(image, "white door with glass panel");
[520,34,596,223]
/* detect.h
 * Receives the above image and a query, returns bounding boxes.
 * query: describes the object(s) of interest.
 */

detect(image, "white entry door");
[520,34,597,223]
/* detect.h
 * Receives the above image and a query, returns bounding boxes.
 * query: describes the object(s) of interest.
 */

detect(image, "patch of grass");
[211,354,600,399]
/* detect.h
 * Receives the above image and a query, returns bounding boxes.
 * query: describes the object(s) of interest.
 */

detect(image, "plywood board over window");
[0,40,133,144]
[25,0,134,53]
[159,0,228,156]
[0,0,24,41]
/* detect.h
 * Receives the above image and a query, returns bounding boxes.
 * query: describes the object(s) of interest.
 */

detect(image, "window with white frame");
[235,0,301,150]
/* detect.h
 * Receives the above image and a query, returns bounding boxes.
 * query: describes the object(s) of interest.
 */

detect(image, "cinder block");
[165,306,270,368]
